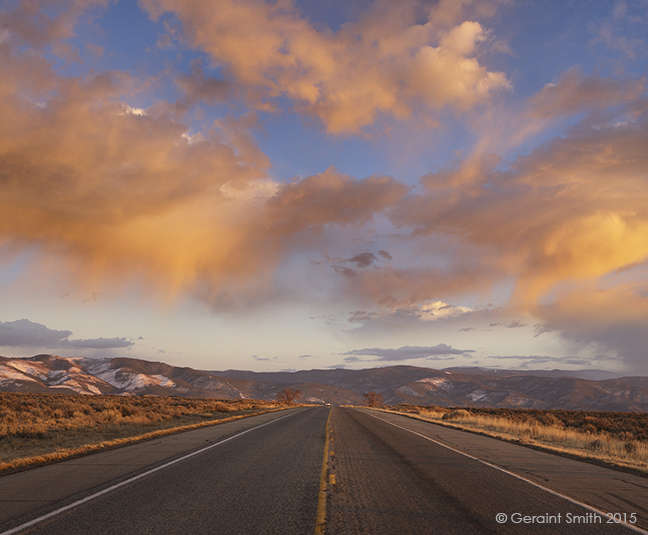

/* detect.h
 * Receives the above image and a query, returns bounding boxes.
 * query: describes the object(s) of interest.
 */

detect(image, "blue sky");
[1,0,648,374]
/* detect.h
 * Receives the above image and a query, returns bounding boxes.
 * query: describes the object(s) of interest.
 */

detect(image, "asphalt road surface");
[0,408,327,535]
[327,408,648,535]
[1,406,647,535]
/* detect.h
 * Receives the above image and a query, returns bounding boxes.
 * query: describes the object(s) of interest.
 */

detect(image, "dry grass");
[0,392,282,472]
[382,405,648,475]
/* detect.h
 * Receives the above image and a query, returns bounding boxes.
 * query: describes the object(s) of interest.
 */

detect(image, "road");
[1,406,647,534]
[0,408,327,535]
[328,408,648,534]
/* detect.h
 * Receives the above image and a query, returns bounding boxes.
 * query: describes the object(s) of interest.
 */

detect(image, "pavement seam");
[367,411,648,535]
[0,409,304,535]
[315,409,332,535]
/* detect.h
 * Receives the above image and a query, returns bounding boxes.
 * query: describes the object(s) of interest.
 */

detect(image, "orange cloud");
[0,0,110,49]
[264,168,409,234]
[140,0,509,133]
[527,68,644,119]
[3,0,648,375]
[391,96,648,306]
[0,27,409,307]
[0,27,276,298]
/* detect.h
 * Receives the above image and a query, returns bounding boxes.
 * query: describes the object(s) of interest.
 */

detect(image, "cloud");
[2,0,648,376]
[348,253,377,268]
[0,1,513,316]
[0,0,110,50]
[417,301,473,321]
[0,319,133,349]
[0,2,414,311]
[506,320,527,328]
[527,68,644,119]
[0,33,407,309]
[175,58,230,108]
[252,355,280,361]
[140,0,509,133]
[348,311,373,324]
[342,344,474,362]
[348,299,472,324]
[486,355,596,368]
[407,21,509,110]
[316,249,395,279]
[489,320,527,328]
[0,23,284,302]
[361,87,648,371]
[535,286,648,374]
[390,96,648,304]
[264,168,408,233]
[588,1,647,58]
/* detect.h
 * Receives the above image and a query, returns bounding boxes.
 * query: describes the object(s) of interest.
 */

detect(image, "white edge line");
[366,410,648,535]
[0,409,304,535]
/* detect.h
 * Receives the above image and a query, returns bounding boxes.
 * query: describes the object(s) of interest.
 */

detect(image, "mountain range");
[1,354,648,411]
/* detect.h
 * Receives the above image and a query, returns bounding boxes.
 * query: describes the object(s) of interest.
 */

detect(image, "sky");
[1,0,648,375]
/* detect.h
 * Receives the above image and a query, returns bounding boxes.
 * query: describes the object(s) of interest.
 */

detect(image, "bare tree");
[363,391,383,407]
[276,387,302,405]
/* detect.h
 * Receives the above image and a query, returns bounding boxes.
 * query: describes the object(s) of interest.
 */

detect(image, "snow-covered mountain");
[2,355,648,411]
[0,355,255,399]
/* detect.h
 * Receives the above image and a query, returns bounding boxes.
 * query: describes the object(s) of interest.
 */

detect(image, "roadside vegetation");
[0,392,281,472]
[363,391,383,407]
[383,404,648,474]
[275,387,302,404]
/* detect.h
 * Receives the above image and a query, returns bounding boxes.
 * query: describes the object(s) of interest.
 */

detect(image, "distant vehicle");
[325,403,331,408]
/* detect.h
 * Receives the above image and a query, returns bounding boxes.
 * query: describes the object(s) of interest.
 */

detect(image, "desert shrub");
[442,409,471,420]
[119,405,133,417]
[0,392,278,440]
[0,392,281,470]
[587,439,605,451]
[211,402,232,413]
[363,392,383,407]
[437,407,648,442]
[535,413,564,427]
[99,409,121,423]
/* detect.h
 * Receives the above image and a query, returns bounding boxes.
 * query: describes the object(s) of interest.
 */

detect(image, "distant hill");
[0,355,363,405]
[2,355,648,411]
[440,367,624,381]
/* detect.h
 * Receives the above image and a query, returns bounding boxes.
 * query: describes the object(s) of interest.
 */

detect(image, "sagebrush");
[0,392,280,469]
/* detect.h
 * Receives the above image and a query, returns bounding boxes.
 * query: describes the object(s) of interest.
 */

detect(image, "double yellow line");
[315,409,332,534]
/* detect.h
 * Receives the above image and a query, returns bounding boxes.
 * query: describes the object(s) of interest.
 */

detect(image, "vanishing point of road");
[1,407,647,534]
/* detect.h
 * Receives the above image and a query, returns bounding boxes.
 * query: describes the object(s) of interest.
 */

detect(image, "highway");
[328,408,648,534]
[1,406,647,534]
[0,408,326,535]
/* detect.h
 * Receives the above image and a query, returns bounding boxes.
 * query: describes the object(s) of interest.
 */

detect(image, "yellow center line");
[315,409,332,535]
